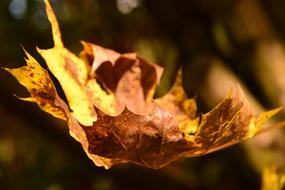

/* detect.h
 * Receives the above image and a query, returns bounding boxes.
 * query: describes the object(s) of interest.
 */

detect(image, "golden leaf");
[4,0,284,169]
[4,49,67,120]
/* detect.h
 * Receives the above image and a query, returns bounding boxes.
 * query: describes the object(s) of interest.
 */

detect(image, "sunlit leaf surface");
[4,0,283,169]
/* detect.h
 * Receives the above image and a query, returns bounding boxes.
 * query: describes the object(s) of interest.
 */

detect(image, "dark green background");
[0,0,285,189]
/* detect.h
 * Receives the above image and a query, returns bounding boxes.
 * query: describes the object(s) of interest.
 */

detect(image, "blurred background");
[0,0,285,189]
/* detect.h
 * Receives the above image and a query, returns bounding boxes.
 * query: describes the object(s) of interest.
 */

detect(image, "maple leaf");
[3,0,284,169]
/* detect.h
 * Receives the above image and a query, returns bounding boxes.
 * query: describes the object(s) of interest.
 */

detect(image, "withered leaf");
[4,49,68,120]
[4,0,284,169]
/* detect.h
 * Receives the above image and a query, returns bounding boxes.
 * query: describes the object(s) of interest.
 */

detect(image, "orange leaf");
[4,0,283,169]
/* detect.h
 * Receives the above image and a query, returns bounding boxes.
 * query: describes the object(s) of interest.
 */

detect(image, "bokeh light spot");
[116,0,141,14]
[8,0,27,20]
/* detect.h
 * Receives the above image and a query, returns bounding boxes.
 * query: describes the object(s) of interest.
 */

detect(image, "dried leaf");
[156,69,199,135]
[4,0,284,169]
[81,42,163,115]
[4,49,67,120]
[37,0,118,126]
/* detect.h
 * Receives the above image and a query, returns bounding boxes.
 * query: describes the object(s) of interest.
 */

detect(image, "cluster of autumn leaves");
[4,0,283,169]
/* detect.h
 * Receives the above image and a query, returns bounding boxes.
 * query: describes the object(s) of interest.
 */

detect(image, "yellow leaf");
[4,0,284,169]
[4,49,67,120]
[38,0,117,126]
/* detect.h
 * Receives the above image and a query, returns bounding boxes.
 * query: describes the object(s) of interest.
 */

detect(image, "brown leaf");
[81,86,281,168]
[3,0,283,169]
[80,41,163,115]
[82,103,186,168]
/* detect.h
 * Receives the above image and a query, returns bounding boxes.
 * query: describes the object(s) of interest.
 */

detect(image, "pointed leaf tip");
[44,0,63,48]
